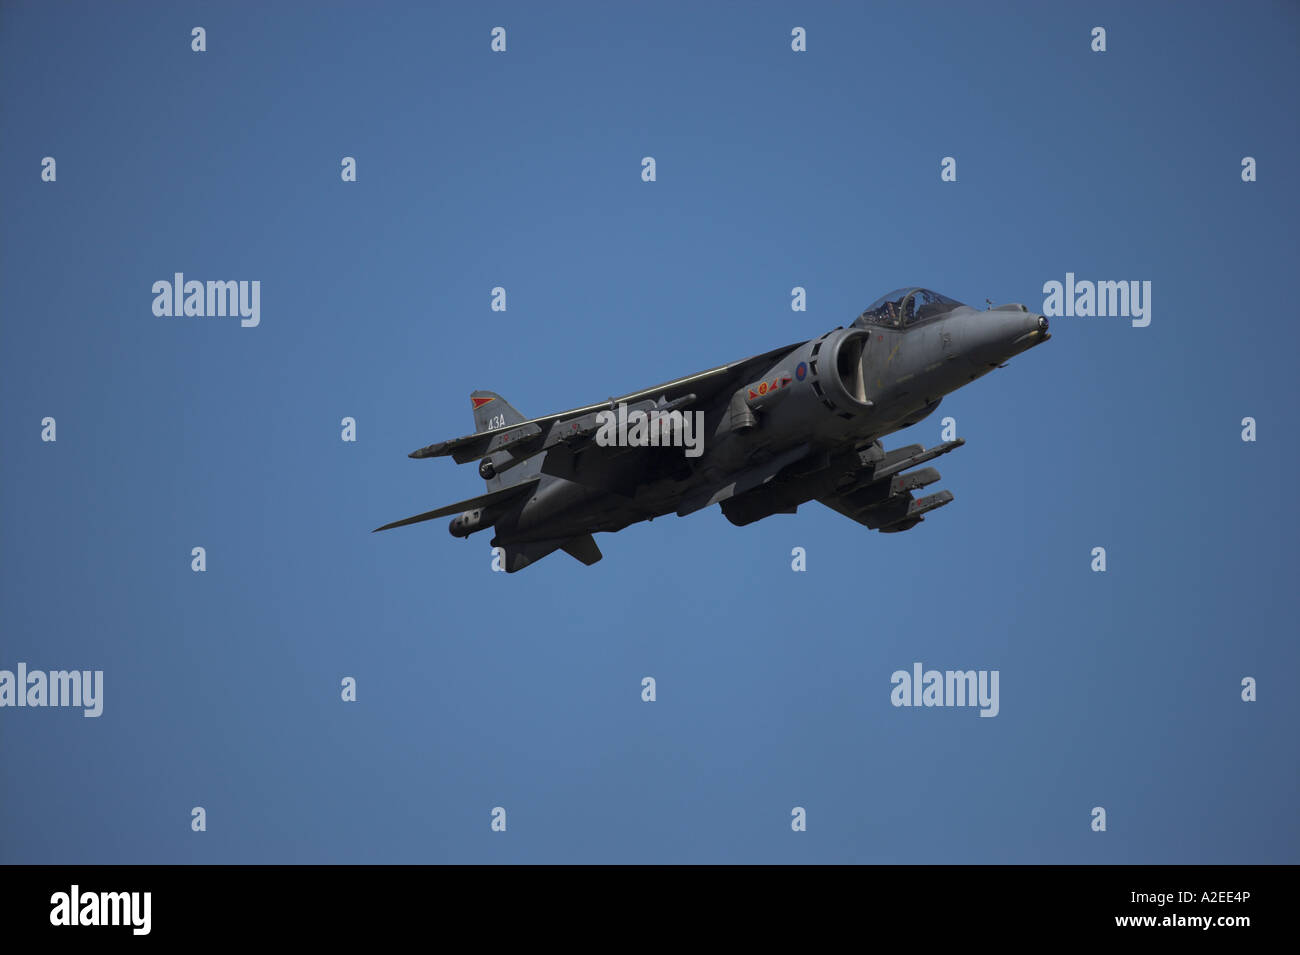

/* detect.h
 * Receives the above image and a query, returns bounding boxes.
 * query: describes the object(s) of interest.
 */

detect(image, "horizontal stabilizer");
[373,479,538,533]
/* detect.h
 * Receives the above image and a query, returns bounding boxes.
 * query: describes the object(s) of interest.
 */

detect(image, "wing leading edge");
[407,341,803,465]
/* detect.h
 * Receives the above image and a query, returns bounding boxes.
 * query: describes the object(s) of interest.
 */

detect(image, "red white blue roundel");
[795,361,807,381]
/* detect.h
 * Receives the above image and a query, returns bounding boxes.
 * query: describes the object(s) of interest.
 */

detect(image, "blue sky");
[2,1,1297,863]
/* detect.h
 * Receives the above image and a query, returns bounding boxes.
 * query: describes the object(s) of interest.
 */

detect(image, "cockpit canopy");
[855,288,965,329]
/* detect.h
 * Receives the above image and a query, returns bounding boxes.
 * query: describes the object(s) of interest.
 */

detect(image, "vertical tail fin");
[471,391,525,433]
[471,391,540,493]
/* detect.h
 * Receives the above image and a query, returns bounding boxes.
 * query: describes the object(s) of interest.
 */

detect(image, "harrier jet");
[376,288,1050,571]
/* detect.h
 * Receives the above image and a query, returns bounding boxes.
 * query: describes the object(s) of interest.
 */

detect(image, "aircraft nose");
[1007,310,1050,351]
[965,306,1050,367]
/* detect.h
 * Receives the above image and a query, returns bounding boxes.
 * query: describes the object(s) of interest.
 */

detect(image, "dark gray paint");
[376,289,1051,572]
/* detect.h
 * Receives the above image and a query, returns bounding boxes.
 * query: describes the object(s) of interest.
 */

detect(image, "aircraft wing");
[408,341,803,465]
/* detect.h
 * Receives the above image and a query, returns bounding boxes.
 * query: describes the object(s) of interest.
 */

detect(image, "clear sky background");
[2,1,1297,863]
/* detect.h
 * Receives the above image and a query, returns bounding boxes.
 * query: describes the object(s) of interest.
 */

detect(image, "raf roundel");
[795,361,807,381]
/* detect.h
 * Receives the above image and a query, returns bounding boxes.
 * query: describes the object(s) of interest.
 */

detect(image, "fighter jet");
[375,288,1050,571]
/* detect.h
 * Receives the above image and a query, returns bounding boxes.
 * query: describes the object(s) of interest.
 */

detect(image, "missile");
[650,392,698,417]
[855,487,954,530]
[872,439,965,482]
[876,490,953,532]
[906,489,954,517]
[889,466,940,496]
